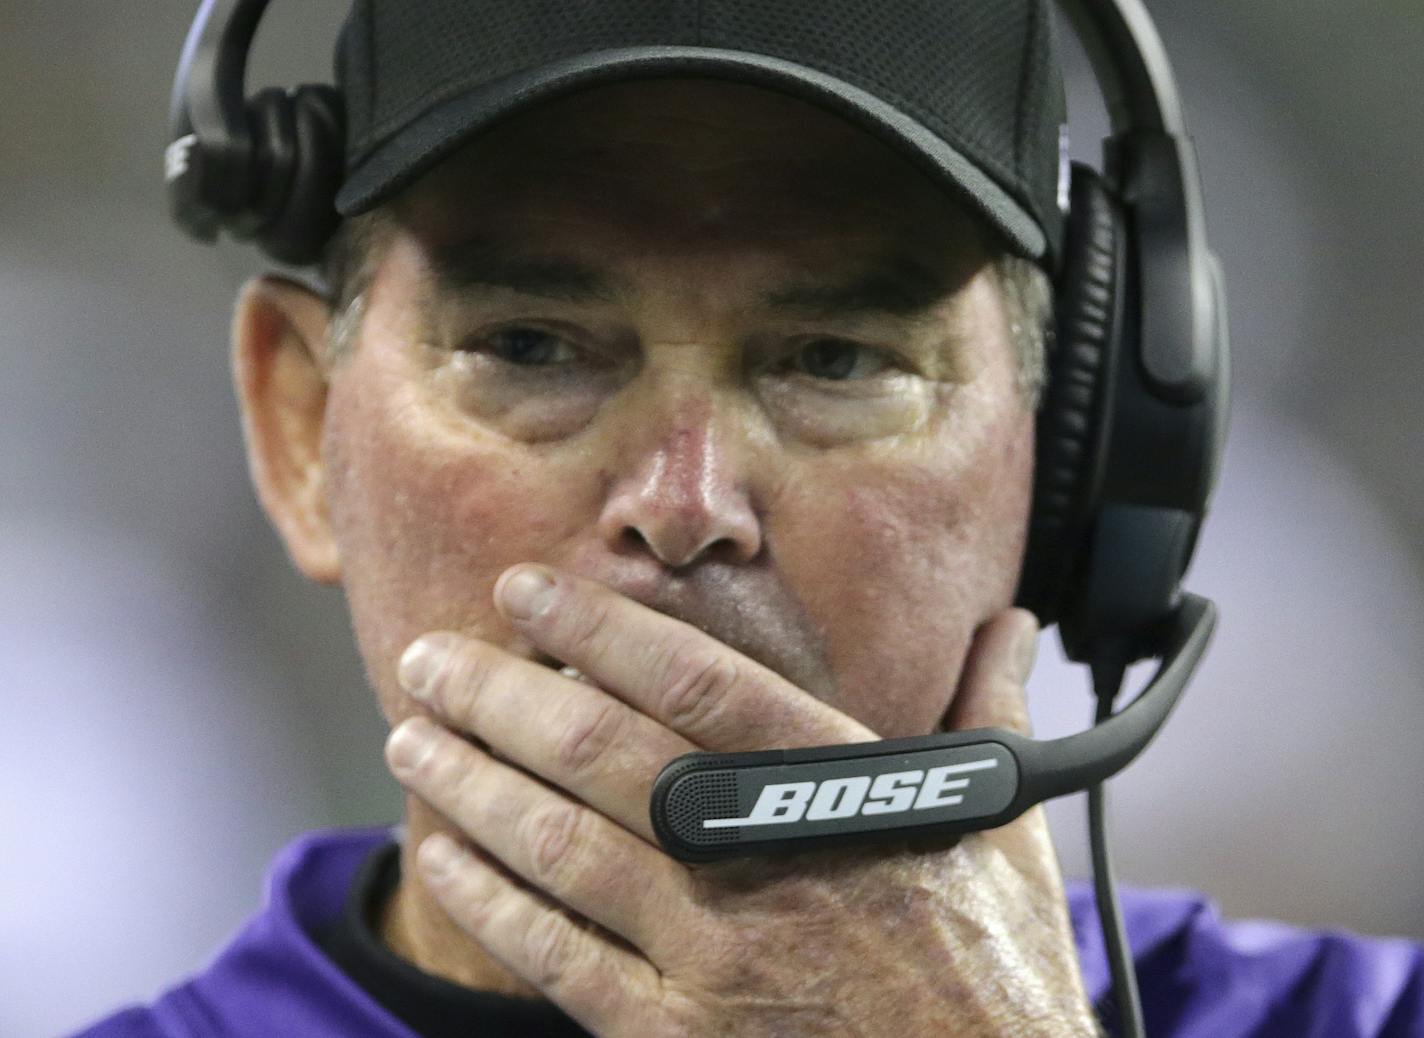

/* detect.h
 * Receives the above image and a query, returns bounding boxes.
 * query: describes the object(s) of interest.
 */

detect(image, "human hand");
[385,565,1098,1037]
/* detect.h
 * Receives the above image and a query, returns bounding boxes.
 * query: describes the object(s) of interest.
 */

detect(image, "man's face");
[320,80,1035,739]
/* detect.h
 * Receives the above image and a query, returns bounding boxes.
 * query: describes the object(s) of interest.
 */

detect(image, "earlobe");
[231,275,342,585]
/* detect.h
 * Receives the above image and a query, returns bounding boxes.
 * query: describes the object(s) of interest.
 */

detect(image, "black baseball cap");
[333,0,1068,264]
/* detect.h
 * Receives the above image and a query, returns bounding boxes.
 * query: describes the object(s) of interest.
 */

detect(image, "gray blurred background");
[2,1,1422,1034]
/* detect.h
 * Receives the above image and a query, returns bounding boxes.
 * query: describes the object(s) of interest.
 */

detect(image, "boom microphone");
[652,595,1214,862]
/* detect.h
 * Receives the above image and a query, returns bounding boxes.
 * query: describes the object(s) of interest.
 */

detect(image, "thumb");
[942,608,1040,736]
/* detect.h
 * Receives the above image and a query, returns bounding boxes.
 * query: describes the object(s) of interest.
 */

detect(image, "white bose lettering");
[749,782,814,823]
[165,134,197,183]
[700,757,1001,829]
[806,776,871,820]
[697,781,817,829]
[914,765,970,809]
[861,770,924,815]
[913,759,1002,809]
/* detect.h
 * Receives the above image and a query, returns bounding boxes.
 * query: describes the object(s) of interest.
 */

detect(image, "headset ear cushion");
[255,85,345,267]
[240,88,298,241]
[1017,164,1125,624]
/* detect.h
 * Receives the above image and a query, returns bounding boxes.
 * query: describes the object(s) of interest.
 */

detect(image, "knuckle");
[427,642,492,720]
[444,746,491,814]
[454,863,499,926]
[555,700,627,778]
[561,597,616,662]
[523,908,580,989]
[406,733,447,785]
[658,648,739,731]
[643,1010,693,1038]
[523,801,585,886]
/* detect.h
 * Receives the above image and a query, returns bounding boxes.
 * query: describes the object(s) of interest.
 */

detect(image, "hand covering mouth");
[527,562,837,701]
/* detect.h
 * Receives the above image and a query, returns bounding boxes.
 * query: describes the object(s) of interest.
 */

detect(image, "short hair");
[994,252,1054,407]
[321,214,1053,406]
[321,210,390,366]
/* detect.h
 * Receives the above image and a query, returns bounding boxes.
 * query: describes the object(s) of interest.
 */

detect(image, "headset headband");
[1061,0,1185,135]
[167,0,269,240]
[168,0,1190,263]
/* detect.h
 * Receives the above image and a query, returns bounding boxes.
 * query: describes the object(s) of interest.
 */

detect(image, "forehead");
[394,79,990,267]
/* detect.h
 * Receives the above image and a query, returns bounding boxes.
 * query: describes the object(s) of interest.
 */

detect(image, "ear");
[231,275,341,584]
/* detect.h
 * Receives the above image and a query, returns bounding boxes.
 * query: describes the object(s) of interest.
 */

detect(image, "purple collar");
[75,827,1424,1038]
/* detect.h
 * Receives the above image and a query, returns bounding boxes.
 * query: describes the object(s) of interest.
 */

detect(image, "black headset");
[168,3,1228,1033]
[166,0,1226,664]
[165,0,343,267]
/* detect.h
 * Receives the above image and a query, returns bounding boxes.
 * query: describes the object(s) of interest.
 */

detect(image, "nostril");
[618,525,651,553]
[617,523,753,570]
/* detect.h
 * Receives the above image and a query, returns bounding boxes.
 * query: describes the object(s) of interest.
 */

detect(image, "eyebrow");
[426,241,957,318]
[426,241,618,304]
[763,256,959,319]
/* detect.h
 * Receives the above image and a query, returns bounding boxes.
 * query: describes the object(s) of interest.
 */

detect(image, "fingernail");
[418,832,464,881]
[1014,620,1041,685]
[398,637,445,701]
[386,717,438,774]
[497,565,556,621]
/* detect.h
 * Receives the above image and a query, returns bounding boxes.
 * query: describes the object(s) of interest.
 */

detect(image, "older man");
[78,2,1422,1036]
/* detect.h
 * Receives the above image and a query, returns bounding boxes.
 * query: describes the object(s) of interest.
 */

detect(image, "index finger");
[493,565,875,751]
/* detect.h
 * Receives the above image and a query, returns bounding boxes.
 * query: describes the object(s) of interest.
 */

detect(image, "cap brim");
[336,46,1047,260]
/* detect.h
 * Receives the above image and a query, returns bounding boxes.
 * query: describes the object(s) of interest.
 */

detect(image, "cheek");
[321,350,594,721]
[768,396,1034,737]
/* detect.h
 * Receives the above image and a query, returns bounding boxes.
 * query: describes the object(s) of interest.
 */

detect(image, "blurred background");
[2,1,1422,1034]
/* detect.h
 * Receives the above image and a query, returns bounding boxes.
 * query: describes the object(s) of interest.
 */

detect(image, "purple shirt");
[73,827,1424,1037]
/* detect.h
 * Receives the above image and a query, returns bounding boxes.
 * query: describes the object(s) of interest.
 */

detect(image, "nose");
[597,392,762,569]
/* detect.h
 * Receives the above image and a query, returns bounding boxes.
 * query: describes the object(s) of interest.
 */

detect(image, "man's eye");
[476,328,577,366]
[788,339,892,381]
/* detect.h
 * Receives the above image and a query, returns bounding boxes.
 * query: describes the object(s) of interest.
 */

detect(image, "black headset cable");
[1088,653,1145,1038]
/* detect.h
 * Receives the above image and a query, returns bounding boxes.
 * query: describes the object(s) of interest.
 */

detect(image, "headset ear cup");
[254,85,345,267]
[239,88,298,241]
[1016,164,1126,625]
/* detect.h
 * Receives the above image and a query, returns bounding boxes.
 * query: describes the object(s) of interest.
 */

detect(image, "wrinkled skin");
[233,80,1096,1035]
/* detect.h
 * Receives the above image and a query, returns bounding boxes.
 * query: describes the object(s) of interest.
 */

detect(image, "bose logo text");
[702,758,1000,829]
[165,134,197,183]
